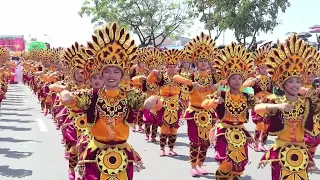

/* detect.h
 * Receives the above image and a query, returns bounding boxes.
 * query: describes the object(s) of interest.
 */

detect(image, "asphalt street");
[0,84,319,180]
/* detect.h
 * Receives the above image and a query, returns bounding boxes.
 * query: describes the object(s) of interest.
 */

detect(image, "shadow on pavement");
[0,166,32,178]
[0,137,41,143]
[168,154,216,162]
[314,154,320,159]
[177,133,189,138]
[0,118,34,123]
[0,125,32,131]
[0,148,33,159]
[0,107,33,111]
[0,112,33,117]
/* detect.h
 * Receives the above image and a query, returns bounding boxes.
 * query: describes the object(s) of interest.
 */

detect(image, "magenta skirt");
[214,126,251,173]
[79,140,138,180]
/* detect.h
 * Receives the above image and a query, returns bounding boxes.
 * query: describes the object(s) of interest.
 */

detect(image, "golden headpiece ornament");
[162,49,183,65]
[254,43,272,67]
[266,35,311,86]
[85,23,138,72]
[42,49,55,63]
[144,47,164,69]
[304,46,320,77]
[134,47,148,63]
[0,47,10,63]
[214,42,254,80]
[184,32,217,63]
[63,42,87,77]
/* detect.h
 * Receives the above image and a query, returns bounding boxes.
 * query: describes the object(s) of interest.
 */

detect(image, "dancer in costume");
[173,33,221,177]
[147,49,183,157]
[141,47,164,142]
[201,42,256,180]
[61,23,151,180]
[0,47,11,106]
[51,42,88,180]
[178,55,193,110]
[130,48,149,132]
[297,47,320,159]
[255,35,320,179]
[243,43,274,152]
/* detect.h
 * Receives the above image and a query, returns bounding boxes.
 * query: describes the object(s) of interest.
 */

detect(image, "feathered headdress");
[144,47,164,69]
[85,23,138,72]
[134,47,148,64]
[0,47,10,63]
[254,43,272,67]
[162,49,183,65]
[184,32,217,63]
[214,42,254,80]
[63,42,88,77]
[266,35,311,86]
[304,46,320,77]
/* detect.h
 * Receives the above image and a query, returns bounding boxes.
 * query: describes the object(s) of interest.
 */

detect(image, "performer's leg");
[150,125,158,142]
[215,161,233,180]
[159,124,169,157]
[168,128,178,156]
[196,140,210,174]
[144,124,151,141]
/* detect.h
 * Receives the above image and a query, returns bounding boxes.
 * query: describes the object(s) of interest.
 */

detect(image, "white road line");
[36,118,48,132]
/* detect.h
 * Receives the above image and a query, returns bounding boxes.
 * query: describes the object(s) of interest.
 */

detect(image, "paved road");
[0,84,319,180]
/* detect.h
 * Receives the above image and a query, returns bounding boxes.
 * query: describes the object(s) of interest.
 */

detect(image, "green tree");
[187,0,224,40]
[198,0,290,46]
[28,41,46,51]
[79,0,192,47]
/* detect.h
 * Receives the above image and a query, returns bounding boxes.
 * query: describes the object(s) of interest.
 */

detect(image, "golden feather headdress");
[63,42,88,77]
[0,47,10,63]
[134,47,148,63]
[184,32,217,63]
[304,46,320,77]
[162,49,183,65]
[214,42,254,80]
[266,35,311,86]
[144,47,164,69]
[254,43,272,67]
[85,23,138,72]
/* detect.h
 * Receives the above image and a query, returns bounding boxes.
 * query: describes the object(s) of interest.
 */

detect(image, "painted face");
[283,77,301,96]
[90,73,104,89]
[306,73,316,84]
[258,65,268,75]
[197,59,209,71]
[182,62,189,69]
[228,74,243,90]
[102,66,123,89]
[138,62,147,69]
[166,65,176,74]
[74,69,85,82]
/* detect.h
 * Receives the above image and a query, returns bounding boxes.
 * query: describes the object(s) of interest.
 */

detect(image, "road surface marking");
[36,118,48,132]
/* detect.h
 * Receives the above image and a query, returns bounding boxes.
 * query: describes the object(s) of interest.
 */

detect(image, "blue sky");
[0,0,319,47]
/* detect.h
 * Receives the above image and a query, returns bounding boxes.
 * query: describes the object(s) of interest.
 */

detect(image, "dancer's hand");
[276,103,293,113]
[60,90,73,104]
[214,97,224,104]
[191,82,203,90]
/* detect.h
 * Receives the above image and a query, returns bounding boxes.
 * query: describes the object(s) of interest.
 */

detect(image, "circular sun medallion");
[194,110,213,128]
[72,114,87,132]
[279,144,308,172]
[96,147,128,175]
[165,99,179,111]
[225,127,246,148]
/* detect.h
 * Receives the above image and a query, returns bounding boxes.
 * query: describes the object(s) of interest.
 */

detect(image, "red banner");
[0,36,25,51]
